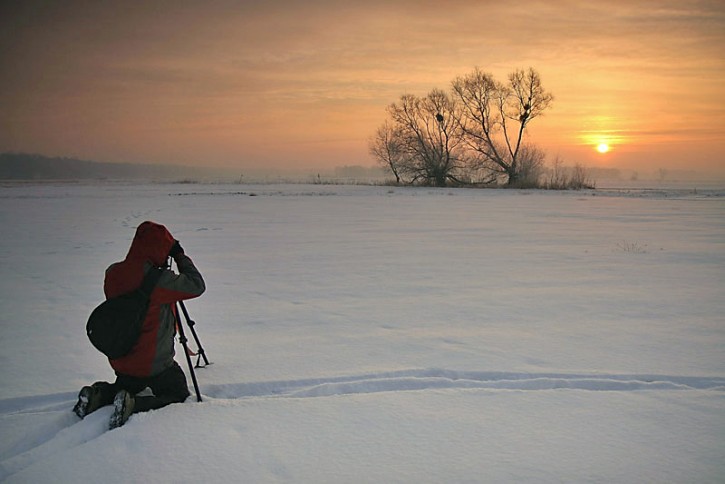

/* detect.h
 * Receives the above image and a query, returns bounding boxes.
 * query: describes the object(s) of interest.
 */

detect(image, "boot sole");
[109,391,134,430]
[73,386,94,419]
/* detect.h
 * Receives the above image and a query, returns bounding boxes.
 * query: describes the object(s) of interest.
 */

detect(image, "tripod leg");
[175,303,202,402]
[179,300,211,367]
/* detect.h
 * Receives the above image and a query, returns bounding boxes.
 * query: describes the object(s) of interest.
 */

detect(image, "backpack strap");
[137,266,163,298]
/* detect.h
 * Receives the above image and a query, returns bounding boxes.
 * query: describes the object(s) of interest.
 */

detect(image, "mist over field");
[3,152,723,189]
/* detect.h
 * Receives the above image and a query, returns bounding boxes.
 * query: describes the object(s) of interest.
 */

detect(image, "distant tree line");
[369,67,590,188]
[0,152,207,181]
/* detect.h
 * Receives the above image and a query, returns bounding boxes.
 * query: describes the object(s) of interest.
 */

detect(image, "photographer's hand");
[169,240,184,259]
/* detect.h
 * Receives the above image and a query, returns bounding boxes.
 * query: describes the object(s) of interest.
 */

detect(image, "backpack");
[86,266,163,359]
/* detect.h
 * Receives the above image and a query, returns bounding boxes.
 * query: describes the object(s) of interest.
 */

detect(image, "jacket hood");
[126,221,175,267]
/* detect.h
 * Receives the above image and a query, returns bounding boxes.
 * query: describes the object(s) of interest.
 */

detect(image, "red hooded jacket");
[104,221,206,378]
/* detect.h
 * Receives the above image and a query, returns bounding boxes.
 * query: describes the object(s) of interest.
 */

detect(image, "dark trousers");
[92,362,190,413]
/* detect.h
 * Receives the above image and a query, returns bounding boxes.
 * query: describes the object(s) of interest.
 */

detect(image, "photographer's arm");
[153,244,206,303]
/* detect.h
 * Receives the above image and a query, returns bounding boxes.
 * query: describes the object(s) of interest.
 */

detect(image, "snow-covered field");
[1,182,723,483]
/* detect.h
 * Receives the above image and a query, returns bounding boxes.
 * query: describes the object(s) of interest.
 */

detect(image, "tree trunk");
[434,172,447,187]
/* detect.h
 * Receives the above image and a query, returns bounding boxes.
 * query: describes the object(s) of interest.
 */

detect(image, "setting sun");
[596,143,610,154]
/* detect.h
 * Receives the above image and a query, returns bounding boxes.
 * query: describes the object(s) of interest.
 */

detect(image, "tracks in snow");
[202,368,725,400]
[2,369,722,417]
[1,369,722,480]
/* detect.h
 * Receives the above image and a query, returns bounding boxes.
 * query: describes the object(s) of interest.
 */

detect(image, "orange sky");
[1,0,724,178]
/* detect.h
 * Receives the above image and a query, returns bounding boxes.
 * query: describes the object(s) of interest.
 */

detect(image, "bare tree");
[570,162,594,189]
[544,158,594,189]
[386,89,467,187]
[546,156,568,189]
[516,143,547,187]
[368,121,406,184]
[452,67,553,185]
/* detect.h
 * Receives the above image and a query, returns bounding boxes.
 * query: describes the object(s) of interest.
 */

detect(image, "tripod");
[174,300,210,402]
[167,255,211,402]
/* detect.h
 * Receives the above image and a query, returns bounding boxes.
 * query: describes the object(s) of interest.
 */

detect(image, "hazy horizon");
[2,1,724,178]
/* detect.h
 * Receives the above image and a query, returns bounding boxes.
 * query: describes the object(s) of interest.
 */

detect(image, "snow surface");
[1,182,723,483]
